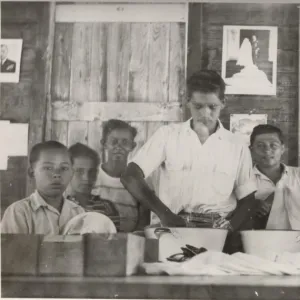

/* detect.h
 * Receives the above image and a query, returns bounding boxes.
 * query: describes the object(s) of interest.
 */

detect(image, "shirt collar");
[253,163,288,177]
[185,118,225,138]
[30,190,69,212]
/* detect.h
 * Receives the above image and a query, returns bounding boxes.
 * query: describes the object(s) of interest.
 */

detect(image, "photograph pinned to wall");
[0,39,23,83]
[221,26,278,95]
[230,114,268,145]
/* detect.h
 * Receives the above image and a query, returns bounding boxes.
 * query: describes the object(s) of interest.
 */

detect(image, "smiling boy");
[1,141,85,234]
[250,124,300,229]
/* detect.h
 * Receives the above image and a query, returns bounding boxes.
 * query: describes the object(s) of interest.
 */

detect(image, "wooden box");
[85,233,145,276]
[1,234,40,276]
[144,239,159,262]
[39,235,84,276]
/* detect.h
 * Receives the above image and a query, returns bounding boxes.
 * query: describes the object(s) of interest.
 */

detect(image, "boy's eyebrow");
[41,162,71,165]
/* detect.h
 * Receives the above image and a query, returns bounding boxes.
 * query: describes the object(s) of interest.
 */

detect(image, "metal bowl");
[144,227,228,261]
[240,230,300,259]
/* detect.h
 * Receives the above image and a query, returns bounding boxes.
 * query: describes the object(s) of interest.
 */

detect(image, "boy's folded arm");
[1,203,30,234]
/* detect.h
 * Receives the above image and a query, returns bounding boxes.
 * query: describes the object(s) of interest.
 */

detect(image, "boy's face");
[103,129,136,162]
[251,133,285,168]
[30,148,74,197]
[188,92,224,130]
[70,156,98,195]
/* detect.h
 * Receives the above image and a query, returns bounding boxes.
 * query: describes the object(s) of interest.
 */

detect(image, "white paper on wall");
[6,123,29,156]
[0,121,10,170]
[230,114,268,145]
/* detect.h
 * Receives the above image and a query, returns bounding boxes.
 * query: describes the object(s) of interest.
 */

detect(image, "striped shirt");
[92,165,139,232]
[66,195,120,231]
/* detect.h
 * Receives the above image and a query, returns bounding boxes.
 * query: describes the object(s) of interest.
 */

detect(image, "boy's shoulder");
[65,197,85,210]
[4,194,35,214]
[286,166,300,178]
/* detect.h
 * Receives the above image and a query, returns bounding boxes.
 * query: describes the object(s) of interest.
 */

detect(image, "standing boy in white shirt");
[250,124,300,230]
[121,70,258,233]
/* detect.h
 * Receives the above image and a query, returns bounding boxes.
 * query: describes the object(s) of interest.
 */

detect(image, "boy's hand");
[256,192,275,218]
[256,200,272,218]
[160,211,186,227]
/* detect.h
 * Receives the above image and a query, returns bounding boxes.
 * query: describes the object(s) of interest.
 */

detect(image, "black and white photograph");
[221,26,278,95]
[1,1,300,300]
[230,114,268,145]
[0,39,22,82]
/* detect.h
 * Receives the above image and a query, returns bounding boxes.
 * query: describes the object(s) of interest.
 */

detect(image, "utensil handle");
[154,227,172,239]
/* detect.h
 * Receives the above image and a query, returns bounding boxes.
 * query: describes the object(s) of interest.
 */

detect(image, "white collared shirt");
[1,190,85,234]
[254,164,300,230]
[130,119,257,223]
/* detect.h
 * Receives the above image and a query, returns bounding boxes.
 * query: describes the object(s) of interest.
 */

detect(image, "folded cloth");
[62,212,117,235]
[141,251,300,276]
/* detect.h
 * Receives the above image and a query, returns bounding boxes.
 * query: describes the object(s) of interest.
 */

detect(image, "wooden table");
[2,275,300,299]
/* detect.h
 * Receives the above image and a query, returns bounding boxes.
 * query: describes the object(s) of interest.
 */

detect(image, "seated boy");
[1,141,85,234]
[250,124,300,230]
[92,119,151,232]
[66,143,121,230]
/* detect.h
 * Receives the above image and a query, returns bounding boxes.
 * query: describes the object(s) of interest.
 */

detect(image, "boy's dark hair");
[68,143,100,167]
[250,124,285,146]
[29,140,72,166]
[187,70,226,102]
[102,119,138,143]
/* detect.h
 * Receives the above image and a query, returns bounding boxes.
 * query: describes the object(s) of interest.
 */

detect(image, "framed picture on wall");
[0,39,23,83]
[222,26,278,95]
[230,114,268,145]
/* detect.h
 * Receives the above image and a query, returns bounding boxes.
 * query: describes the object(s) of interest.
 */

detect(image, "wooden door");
[47,3,187,177]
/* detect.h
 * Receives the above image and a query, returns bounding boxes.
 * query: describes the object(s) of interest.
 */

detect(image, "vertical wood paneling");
[51,23,73,102]
[118,24,131,102]
[107,23,131,102]
[146,23,171,149]
[169,23,186,104]
[69,23,93,103]
[128,23,150,160]
[298,6,300,166]
[148,23,170,103]
[128,23,149,102]
[51,121,68,146]
[106,23,119,102]
[88,121,103,156]
[89,23,107,103]
[68,121,88,146]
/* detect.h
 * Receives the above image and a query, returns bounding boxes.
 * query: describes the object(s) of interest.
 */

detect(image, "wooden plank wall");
[1,2,50,215]
[188,3,299,166]
[51,21,186,162]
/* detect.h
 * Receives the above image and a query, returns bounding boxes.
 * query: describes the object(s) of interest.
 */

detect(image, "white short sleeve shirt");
[254,164,300,230]
[130,119,257,222]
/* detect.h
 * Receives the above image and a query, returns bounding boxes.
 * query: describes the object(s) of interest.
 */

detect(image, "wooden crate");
[39,235,84,276]
[85,233,145,277]
[1,234,40,276]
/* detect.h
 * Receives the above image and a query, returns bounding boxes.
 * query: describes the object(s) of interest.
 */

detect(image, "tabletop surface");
[2,275,300,299]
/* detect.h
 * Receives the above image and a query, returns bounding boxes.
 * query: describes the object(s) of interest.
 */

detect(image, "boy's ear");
[28,166,35,178]
[132,142,137,150]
